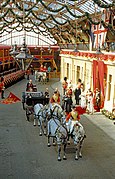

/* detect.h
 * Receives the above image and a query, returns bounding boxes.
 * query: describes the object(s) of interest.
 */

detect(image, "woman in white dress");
[80,85,86,109]
[86,89,94,114]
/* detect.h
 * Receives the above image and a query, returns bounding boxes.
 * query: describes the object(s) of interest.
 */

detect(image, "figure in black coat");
[63,93,73,114]
[74,87,81,105]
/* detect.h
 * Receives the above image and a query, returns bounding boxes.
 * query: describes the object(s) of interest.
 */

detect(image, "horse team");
[32,102,86,161]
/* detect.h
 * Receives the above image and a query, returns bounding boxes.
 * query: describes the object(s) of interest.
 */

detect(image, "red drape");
[98,61,104,97]
[93,60,98,91]
[93,60,107,109]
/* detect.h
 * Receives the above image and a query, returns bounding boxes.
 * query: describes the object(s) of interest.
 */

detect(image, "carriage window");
[107,75,112,101]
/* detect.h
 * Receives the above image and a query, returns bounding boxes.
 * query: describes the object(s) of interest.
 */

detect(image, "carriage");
[22,91,49,121]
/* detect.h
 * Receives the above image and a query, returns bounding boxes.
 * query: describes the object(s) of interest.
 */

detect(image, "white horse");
[66,120,86,160]
[47,115,68,161]
[46,103,86,160]
[35,71,47,84]
[47,103,66,120]
[34,103,48,136]
[44,103,68,161]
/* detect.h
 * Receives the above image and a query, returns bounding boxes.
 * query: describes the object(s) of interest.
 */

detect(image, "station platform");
[1,75,115,141]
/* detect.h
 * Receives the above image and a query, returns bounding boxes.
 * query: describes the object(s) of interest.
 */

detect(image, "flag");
[92,9,110,49]
[92,24,107,49]
[1,92,21,104]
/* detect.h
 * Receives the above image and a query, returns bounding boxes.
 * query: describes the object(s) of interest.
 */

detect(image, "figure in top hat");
[62,77,68,95]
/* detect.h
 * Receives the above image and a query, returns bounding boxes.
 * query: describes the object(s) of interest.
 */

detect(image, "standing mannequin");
[50,91,60,104]
[64,93,73,115]
[74,86,81,105]
[0,76,5,99]
[44,88,50,104]
[26,79,34,92]
[86,89,94,114]
[74,79,82,105]
[62,77,68,95]
[79,84,86,109]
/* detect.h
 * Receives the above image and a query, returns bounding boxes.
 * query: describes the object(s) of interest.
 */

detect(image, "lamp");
[9,42,21,70]
[9,42,19,56]
[15,1,33,71]
[15,37,33,70]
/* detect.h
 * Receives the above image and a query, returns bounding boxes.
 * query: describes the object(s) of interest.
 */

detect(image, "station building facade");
[60,49,115,113]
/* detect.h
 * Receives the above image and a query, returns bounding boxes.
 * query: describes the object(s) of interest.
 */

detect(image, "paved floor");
[0,76,115,179]
[51,80,115,141]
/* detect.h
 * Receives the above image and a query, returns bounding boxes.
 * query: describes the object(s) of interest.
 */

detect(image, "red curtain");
[93,60,107,109]
[98,61,105,97]
[93,60,98,91]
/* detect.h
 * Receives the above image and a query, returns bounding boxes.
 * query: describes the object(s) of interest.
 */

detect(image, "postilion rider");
[50,90,60,104]
[66,106,80,134]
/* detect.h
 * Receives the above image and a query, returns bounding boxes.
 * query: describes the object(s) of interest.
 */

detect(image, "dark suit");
[74,88,81,105]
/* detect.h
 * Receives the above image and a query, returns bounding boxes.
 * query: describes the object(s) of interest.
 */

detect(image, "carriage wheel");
[26,114,30,121]
[22,102,25,110]
[26,109,30,121]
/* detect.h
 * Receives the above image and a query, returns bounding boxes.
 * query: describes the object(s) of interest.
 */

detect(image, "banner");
[1,92,21,104]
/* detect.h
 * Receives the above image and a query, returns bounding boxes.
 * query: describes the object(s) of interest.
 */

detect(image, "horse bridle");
[50,105,63,120]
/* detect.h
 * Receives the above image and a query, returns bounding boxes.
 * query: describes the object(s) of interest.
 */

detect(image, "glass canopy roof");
[0,0,114,46]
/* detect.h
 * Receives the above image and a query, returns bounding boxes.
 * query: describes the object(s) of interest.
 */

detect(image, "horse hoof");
[39,133,42,136]
[58,158,61,161]
[63,156,67,160]
[67,141,70,145]
[53,143,56,146]
[47,144,51,147]
[75,157,79,160]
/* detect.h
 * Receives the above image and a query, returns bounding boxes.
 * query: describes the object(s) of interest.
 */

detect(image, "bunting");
[1,92,21,104]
